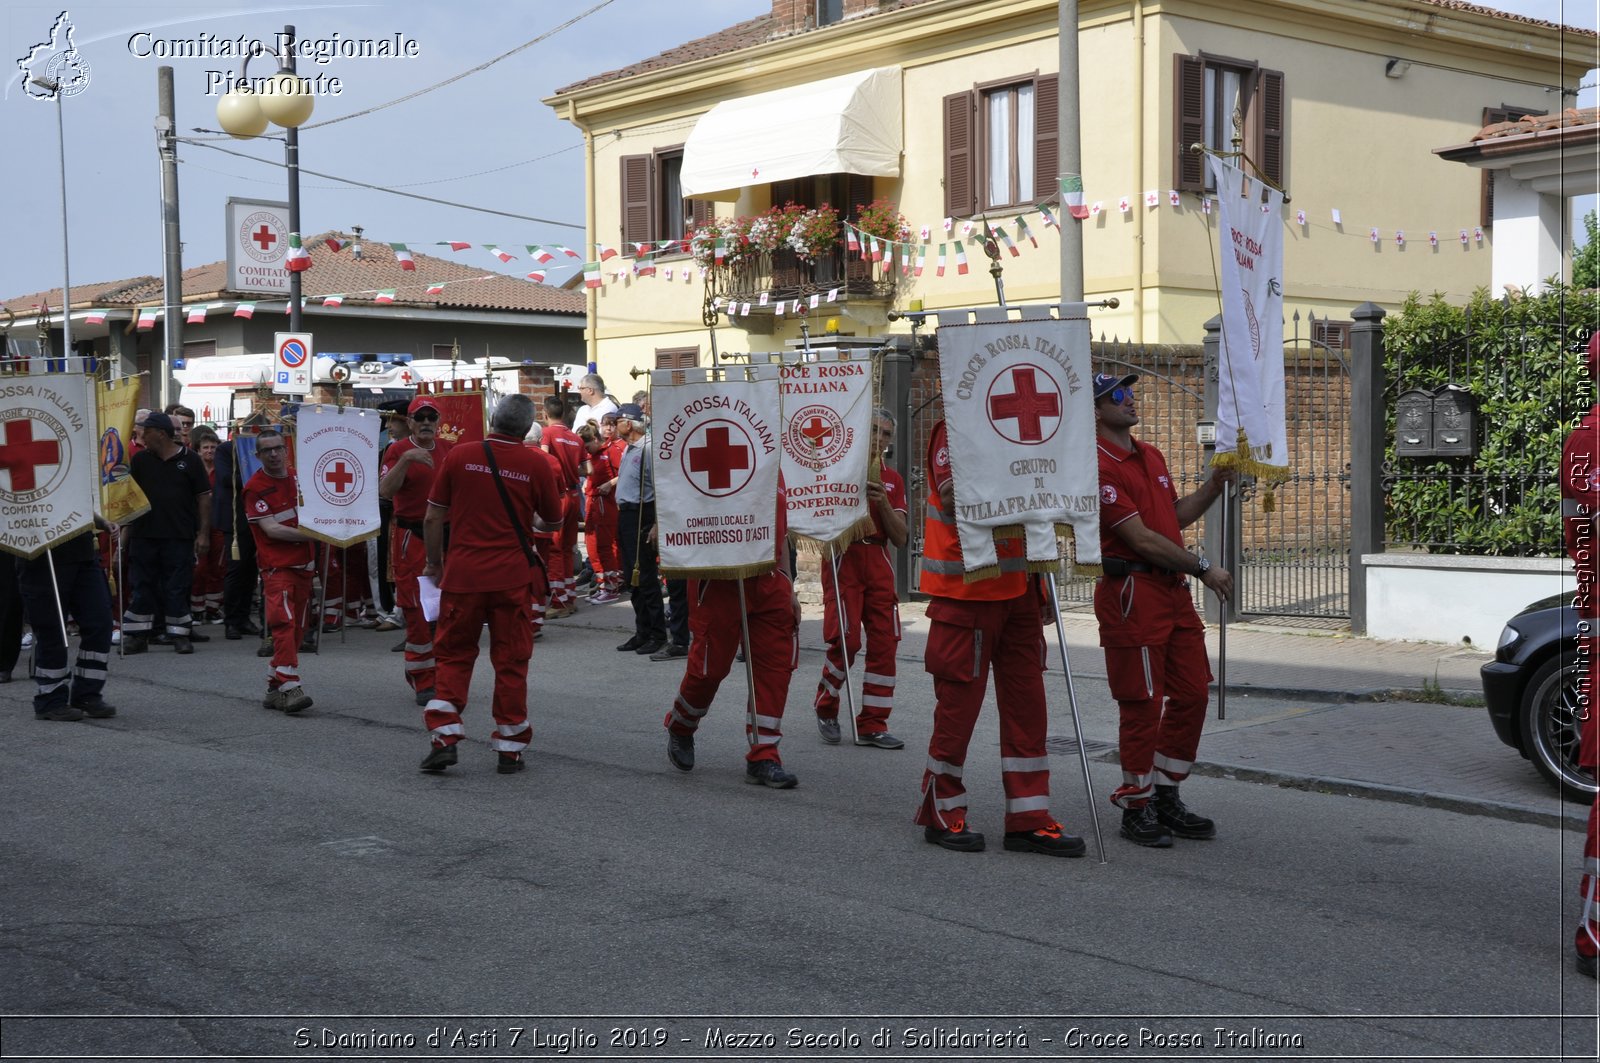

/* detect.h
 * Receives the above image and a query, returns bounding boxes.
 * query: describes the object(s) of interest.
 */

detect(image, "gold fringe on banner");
[1209,428,1288,511]
[791,512,877,559]
[660,561,777,582]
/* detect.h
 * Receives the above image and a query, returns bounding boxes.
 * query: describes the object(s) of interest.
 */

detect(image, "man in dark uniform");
[17,523,117,720]
[121,411,211,654]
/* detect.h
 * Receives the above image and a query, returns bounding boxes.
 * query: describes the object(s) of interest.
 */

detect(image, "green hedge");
[1383,285,1598,556]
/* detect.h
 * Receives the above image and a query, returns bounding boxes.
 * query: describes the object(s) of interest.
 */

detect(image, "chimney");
[770,0,810,36]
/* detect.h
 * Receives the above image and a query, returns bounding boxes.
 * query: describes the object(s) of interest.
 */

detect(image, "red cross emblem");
[398,369,413,385]
[0,419,63,494]
[324,460,355,495]
[252,225,277,252]
[684,420,754,497]
[986,364,1062,445]
[798,415,832,450]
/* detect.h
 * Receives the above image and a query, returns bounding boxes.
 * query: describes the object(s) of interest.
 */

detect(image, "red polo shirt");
[542,423,584,492]
[243,469,315,570]
[1096,435,1184,562]
[428,434,561,592]
[382,436,452,523]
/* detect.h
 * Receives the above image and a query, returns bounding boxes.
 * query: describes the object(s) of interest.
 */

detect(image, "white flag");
[293,405,383,546]
[1207,155,1289,479]
[778,351,875,550]
[654,363,783,579]
[0,371,96,559]
[934,308,1100,574]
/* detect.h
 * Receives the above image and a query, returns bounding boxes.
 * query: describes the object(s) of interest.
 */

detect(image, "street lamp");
[215,25,314,331]
[30,75,72,361]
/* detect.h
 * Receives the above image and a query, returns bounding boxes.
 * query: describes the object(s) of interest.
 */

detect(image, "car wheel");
[1518,655,1598,801]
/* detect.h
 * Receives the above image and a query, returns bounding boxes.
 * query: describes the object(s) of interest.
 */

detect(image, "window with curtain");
[1173,54,1285,194]
[982,81,1035,210]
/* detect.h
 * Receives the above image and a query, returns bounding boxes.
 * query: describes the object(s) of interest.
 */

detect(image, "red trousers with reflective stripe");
[545,492,580,608]
[666,572,797,764]
[262,568,312,691]
[916,588,1053,833]
[584,494,622,591]
[391,526,436,693]
[1096,575,1212,809]
[424,584,534,753]
[815,542,900,733]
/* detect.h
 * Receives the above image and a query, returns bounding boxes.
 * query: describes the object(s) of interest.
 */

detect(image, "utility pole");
[1058,1,1084,302]
[157,65,183,408]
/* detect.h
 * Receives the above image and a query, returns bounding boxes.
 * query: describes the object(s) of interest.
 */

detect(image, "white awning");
[680,67,902,200]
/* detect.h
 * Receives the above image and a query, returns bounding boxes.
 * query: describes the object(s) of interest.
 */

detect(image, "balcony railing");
[707,246,896,311]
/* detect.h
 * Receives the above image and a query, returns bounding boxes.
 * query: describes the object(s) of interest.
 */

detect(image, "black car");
[1481,591,1597,800]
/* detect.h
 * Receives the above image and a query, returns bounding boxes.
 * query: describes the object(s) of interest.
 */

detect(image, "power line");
[177,136,584,229]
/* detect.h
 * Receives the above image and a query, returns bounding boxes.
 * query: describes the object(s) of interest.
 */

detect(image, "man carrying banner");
[17,523,118,721]
[1093,372,1235,847]
[380,396,452,706]
[915,420,1084,857]
[418,394,562,775]
[1561,331,1600,979]
[814,408,907,749]
[243,428,318,713]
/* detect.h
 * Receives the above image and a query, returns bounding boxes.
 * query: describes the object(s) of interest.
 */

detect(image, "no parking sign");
[273,332,313,396]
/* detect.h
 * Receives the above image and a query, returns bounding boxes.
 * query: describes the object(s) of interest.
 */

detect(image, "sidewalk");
[559,590,1584,829]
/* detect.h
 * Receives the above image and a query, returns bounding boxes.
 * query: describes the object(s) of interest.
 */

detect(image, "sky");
[1,0,1595,306]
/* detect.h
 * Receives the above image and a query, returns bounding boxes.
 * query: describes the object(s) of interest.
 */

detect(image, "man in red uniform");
[1094,372,1236,847]
[814,408,908,749]
[580,421,623,604]
[914,419,1085,857]
[1563,332,1600,979]
[242,428,317,713]
[663,483,801,788]
[419,394,562,774]
[521,421,560,640]
[540,396,585,618]
[379,396,452,707]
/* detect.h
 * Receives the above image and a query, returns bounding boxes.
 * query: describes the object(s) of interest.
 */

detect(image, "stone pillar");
[1348,302,1388,636]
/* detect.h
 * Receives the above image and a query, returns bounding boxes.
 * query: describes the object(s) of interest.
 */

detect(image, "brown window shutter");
[1259,69,1285,189]
[1174,55,1205,192]
[943,90,975,218]
[1033,74,1059,203]
[690,198,714,230]
[620,154,652,245]
[847,173,876,220]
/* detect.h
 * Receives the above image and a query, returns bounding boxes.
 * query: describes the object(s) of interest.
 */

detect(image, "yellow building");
[547,0,1593,383]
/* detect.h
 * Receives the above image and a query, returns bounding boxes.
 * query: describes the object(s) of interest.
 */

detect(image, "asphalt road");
[2,620,1596,1062]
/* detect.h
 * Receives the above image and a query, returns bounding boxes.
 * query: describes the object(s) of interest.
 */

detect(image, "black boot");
[1119,804,1173,848]
[1152,784,1216,840]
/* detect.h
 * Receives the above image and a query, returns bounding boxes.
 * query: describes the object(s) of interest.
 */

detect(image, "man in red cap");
[1094,371,1236,848]
[379,395,452,707]
[242,428,317,713]
[1563,330,1600,979]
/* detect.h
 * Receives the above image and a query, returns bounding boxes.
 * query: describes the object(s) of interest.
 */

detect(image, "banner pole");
[826,553,860,746]
[736,578,759,747]
[44,551,69,649]
[1217,482,1231,721]
[114,533,125,658]
[1047,570,1108,863]
[339,545,348,644]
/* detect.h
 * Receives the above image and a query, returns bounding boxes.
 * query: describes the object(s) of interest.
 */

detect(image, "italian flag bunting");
[426,283,445,295]
[440,240,472,251]
[284,233,312,272]
[1017,217,1037,247]
[1037,204,1059,229]
[597,243,618,262]
[868,236,882,263]
[846,227,860,254]
[234,302,256,319]
[714,238,727,266]
[936,244,947,277]
[914,245,927,277]
[954,242,969,275]
[484,244,514,263]
[389,243,416,270]
[84,309,107,325]
[526,270,546,283]
[1061,175,1090,220]
[375,289,397,304]
[583,262,603,289]
[325,237,345,253]
[635,258,656,278]
[995,225,1018,257]
[185,304,209,324]
[527,245,555,264]
[555,245,581,259]
[136,309,158,331]
[322,294,345,307]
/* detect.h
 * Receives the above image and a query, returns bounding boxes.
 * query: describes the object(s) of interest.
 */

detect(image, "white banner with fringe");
[654,363,782,579]
[934,307,1101,576]
[779,349,876,552]
[293,405,382,547]
[0,370,97,559]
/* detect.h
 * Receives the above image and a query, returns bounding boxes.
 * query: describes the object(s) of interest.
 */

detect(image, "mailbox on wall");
[1395,384,1478,458]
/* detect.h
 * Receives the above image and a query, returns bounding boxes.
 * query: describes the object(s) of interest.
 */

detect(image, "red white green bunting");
[285,232,312,272]
[388,243,415,271]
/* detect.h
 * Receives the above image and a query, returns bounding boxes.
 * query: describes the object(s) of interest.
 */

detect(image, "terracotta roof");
[552,0,1593,96]
[1473,106,1600,141]
[3,232,585,316]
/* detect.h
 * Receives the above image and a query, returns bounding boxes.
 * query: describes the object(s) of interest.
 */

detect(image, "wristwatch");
[1194,554,1212,578]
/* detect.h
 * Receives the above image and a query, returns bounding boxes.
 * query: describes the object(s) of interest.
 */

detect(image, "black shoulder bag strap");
[480,441,544,574]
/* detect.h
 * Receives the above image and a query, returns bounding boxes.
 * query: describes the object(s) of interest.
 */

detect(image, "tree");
[1577,209,1599,291]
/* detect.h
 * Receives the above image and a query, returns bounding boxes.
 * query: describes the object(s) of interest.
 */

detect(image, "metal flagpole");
[825,552,861,745]
[44,552,70,649]
[338,545,348,643]
[114,534,126,658]
[1216,482,1232,720]
[1045,570,1108,862]
[736,579,759,744]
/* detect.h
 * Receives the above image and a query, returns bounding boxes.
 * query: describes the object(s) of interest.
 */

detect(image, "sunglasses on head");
[411,411,439,422]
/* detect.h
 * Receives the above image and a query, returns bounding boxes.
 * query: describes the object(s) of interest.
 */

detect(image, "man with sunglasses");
[243,428,317,713]
[1093,372,1236,848]
[379,396,453,708]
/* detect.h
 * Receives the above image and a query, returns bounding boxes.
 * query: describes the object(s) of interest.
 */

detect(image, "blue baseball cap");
[1092,372,1139,401]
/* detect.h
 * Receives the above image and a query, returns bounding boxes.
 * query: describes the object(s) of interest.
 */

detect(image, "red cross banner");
[291,405,382,547]
[935,307,1102,577]
[653,363,783,580]
[0,372,98,559]
[1208,154,1289,484]
[778,350,877,552]
[414,382,486,446]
